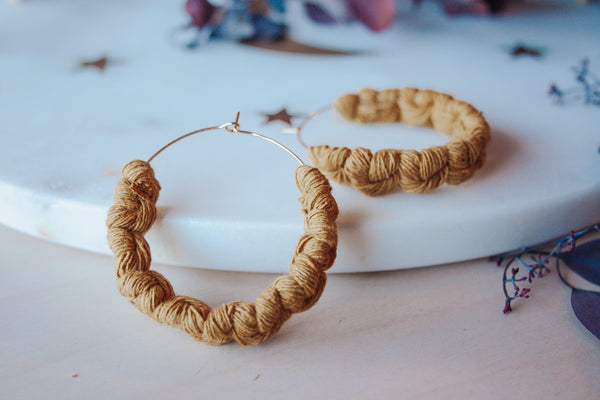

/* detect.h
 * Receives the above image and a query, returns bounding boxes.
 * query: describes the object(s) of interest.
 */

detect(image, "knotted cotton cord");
[308,87,491,196]
[107,160,338,345]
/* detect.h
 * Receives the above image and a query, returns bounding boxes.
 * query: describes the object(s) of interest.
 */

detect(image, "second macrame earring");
[106,115,338,346]
[296,87,491,196]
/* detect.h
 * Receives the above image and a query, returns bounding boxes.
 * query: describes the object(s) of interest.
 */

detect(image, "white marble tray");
[1,0,599,272]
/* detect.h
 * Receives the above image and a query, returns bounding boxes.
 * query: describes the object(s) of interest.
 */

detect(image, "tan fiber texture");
[107,160,338,346]
[308,87,491,196]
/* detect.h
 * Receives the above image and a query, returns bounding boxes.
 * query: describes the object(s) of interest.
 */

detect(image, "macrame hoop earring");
[106,114,338,346]
[295,87,491,196]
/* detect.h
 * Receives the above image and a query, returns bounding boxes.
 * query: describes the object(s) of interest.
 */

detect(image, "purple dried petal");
[346,0,396,32]
[482,0,508,13]
[503,299,512,314]
[571,289,600,340]
[186,0,216,29]
[441,0,489,16]
[304,2,336,24]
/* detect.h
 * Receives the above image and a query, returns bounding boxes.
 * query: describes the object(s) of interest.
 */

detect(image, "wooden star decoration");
[245,38,355,55]
[509,44,543,58]
[262,108,297,126]
[79,56,111,71]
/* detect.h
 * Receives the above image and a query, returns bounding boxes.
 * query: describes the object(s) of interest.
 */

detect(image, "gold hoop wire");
[106,114,338,345]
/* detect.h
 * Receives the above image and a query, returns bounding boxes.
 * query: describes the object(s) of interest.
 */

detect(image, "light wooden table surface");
[2,223,598,399]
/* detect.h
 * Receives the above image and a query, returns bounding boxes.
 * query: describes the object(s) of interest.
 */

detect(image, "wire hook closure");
[218,111,242,133]
[147,112,305,165]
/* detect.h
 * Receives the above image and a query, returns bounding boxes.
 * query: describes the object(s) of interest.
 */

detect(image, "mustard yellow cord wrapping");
[308,87,491,196]
[107,160,338,346]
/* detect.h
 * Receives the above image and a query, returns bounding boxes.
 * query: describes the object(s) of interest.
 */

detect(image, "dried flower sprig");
[183,0,287,48]
[549,59,600,106]
[181,0,513,50]
[492,225,599,314]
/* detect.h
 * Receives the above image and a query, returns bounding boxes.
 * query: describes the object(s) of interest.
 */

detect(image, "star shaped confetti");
[509,44,544,58]
[79,56,111,71]
[262,108,298,126]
